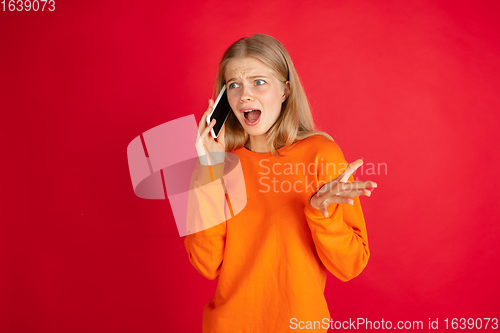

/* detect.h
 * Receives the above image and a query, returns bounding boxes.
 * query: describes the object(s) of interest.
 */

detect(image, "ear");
[282,81,290,102]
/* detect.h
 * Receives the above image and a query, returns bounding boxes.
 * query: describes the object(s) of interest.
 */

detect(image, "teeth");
[244,110,256,112]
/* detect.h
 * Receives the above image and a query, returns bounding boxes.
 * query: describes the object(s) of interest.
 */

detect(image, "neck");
[246,135,269,153]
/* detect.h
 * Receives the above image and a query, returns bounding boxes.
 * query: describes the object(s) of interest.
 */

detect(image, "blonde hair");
[215,33,333,156]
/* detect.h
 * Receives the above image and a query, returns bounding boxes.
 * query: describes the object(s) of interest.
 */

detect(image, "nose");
[240,84,253,102]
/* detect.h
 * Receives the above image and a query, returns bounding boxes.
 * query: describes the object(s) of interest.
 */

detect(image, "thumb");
[320,202,329,218]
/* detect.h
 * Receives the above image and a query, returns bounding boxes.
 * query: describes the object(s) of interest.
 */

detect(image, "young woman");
[185,34,377,332]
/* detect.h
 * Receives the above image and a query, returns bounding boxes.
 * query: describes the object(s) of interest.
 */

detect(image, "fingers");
[338,158,363,183]
[311,188,359,210]
[310,158,379,218]
[316,159,364,195]
[315,182,374,204]
[317,179,377,197]
[312,183,376,217]
[195,99,227,165]
[317,196,354,217]
[198,99,215,135]
[338,189,372,199]
[201,118,216,141]
[322,195,355,207]
[338,181,377,192]
[319,189,370,206]
[197,99,217,142]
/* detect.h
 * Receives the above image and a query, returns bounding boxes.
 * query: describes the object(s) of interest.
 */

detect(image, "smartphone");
[206,85,232,138]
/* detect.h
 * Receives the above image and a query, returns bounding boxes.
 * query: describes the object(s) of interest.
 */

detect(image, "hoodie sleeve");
[303,141,370,282]
[184,160,227,280]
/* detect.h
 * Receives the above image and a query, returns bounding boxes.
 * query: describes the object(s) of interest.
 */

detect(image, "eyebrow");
[226,75,270,83]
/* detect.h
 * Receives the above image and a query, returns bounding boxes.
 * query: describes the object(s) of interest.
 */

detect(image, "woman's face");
[225,57,289,139]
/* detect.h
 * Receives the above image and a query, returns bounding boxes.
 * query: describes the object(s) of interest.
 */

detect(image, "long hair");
[215,34,333,156]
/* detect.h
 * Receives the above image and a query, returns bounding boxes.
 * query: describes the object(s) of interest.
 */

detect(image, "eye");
[228,82,239,89]
[255,79,266,86]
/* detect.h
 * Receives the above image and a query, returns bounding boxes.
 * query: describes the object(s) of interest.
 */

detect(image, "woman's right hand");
[195,99,226,165]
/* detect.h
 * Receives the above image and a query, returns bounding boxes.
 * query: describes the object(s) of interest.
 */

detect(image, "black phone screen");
[211,88,232,138]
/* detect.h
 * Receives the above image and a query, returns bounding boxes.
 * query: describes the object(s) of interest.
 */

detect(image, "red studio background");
[1,0,499,332]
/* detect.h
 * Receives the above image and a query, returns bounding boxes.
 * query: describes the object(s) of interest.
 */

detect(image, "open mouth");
[243,110,261,123]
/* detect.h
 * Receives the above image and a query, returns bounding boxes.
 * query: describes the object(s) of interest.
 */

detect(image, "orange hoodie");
[184,135,370,332]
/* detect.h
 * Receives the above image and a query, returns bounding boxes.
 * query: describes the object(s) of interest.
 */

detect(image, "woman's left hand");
[310,159,378,218]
